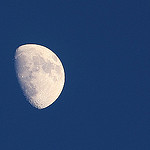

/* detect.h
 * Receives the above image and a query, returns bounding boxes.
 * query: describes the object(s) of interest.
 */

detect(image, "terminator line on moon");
[14,44,65,109]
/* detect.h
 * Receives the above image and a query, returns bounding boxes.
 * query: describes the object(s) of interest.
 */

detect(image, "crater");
[32,55,45,65]
[42,61,54,74]
[22,72,35,81]
[32,66,40,72]
[23,82,37,97]
[17,64,30,76]
[16,55,27,67]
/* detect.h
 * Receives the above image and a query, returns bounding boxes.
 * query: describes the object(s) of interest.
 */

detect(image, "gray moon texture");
[14,44,65,109]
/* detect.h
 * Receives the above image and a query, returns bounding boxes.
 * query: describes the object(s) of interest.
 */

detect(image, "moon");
[14,44,65,109]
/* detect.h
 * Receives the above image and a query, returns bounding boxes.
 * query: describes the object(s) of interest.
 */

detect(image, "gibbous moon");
[14,44,65,109]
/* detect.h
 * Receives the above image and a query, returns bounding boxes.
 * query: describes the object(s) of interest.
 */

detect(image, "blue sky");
[0,0,150,149]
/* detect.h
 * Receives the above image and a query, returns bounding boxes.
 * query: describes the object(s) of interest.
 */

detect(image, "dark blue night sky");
[0,0,150,149]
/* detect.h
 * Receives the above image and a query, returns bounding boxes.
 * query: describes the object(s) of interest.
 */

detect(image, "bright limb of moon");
[14,44,65,109]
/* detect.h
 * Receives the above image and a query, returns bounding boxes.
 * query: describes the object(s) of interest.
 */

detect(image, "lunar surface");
[14,44,65,109]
